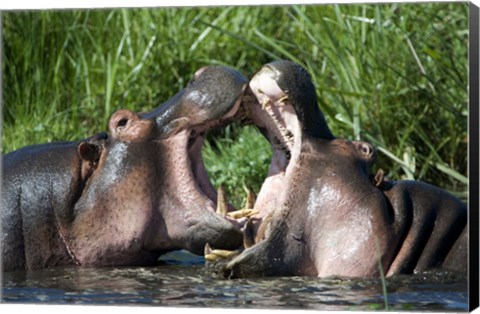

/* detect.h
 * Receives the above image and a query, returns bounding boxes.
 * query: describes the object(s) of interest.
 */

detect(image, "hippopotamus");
[372,171,468,276]
[216,60,467,278]
[1,65,247,271]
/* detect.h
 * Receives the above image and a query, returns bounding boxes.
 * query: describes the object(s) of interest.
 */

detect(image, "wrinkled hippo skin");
[224,60,467,278]
[378,179,467,275]
[1,65,246,271]
[2,133,108,270]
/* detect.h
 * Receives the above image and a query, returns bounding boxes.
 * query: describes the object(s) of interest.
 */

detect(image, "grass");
[203,125,272,207]
[1,3,469,206]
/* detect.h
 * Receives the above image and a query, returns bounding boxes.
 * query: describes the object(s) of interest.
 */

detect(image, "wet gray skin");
[1,65,247,271]
[219,60,467,278]
[145,66,247,135]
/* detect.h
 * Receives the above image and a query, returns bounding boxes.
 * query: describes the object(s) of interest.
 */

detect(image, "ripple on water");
[1,251,468,311]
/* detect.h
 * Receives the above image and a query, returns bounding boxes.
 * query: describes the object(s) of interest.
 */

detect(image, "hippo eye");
[117,118,129,128]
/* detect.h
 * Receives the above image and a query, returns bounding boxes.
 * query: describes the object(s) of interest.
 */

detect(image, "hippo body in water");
[2,134,108,270]
[2,65,247,271]
[376,178,467,275]
[221,60,467,278]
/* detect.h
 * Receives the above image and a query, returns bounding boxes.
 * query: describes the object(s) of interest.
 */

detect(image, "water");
[1,251,468,311]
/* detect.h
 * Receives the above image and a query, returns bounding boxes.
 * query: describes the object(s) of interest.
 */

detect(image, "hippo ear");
[373,168,387,188]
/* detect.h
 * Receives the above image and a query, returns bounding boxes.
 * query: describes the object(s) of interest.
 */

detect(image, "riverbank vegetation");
[2,3,468,206]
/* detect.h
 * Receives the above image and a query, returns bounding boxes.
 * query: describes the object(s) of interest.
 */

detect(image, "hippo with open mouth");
[1,65,247,271]
[211,60,467,278]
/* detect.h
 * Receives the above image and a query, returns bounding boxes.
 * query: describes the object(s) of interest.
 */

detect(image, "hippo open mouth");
[219,61,334,250]
[166,94,263,256]
[235,63,309,243]
[202,63,312,264]
[246,66,300,178]
[203,62,327,263]
[186,99,244,217]
[142,65,261,255]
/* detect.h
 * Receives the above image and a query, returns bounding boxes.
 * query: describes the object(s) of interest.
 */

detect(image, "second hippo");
[216,60,467,278]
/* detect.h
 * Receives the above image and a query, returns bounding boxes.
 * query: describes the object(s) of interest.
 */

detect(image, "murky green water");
[1,251,468,311]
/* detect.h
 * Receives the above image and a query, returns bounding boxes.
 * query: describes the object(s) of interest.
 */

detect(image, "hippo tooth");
[226,209,259,219]
[243,186,256,209]
[277,95,289,105]
[243,219,255,249]
[204,242,213,256]
[261,99,271,110]
[254,88,271,110]
[204,247,240,261]
[204,253,221,262]
[210,249,240,259]
[216,185,228,217]
[264,103,294,151]
[255,214,273,243]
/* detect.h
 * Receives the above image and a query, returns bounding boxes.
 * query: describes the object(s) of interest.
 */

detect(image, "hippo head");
[69,66,247,266]
[234,61,337,233]
[205,61,381,276]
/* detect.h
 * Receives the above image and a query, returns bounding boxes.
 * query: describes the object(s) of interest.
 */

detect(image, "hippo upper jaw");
[238,65,307,241]
[231,61,336,249]
[147,65,248,140]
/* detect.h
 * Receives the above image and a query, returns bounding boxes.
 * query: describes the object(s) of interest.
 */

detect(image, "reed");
[2,3,468,204]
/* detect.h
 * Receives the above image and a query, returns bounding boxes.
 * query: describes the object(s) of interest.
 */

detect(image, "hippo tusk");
[255,214,273,243]
[261,100,270,110]
[243,218,255,249]
[204,243,219,261]
[205,251,241,262]
[277,94,289,105]
[256,89,271,110]
[243,185,256,209]
[204,242,241,261]
[226,209,259,219]
[216,185,229,217]
[204,254,221,262]
[204,242,213,255]
[210,249,240,259]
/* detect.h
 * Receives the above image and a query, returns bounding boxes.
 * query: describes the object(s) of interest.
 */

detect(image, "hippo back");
[2,142,84,270]
[382,180,467,275]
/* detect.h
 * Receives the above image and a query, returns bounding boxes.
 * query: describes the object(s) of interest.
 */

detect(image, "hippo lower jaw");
[157,97,254,253]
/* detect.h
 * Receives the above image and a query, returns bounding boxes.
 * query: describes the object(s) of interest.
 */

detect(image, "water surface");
[1,251,468,311]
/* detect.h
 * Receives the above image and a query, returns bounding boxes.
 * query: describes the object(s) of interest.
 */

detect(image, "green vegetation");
[2,3,468,207]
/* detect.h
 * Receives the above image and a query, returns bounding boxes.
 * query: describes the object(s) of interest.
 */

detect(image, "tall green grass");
[2,3,468,205]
